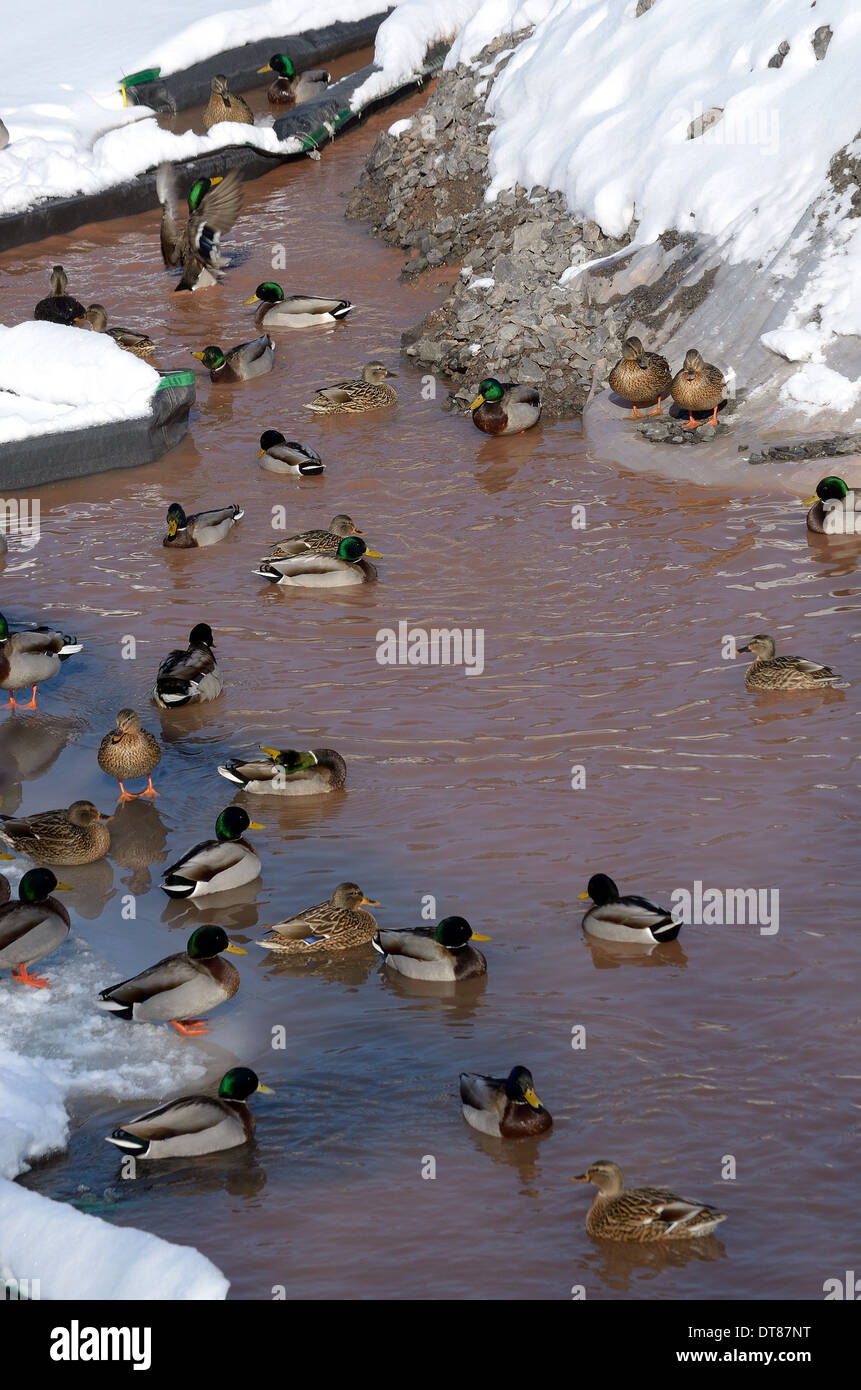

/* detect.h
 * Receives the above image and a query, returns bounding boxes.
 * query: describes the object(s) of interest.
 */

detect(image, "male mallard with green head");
[0,612,82,709]
[804,476,857,534]
[97,924,246,1034]
[161,807,264,899]
[203,74,253,131]
[578,873,680,944]
[192,335,274,382]
[305,361,397,413]
[670,348,726,428]
[156,164,243,291]
[34,265,86,324]
[459,1065,552,1138]
[257,432,325,475]
[256,881,379,953]
[374,915,490,982]
[218,746,346,795]
[98,709,161,801]
[163,502,244,548]
[737,634,842,691]
[244,281,352,329]
[74,303,155,357]
[258,54,330,106]
[106,1066,272,1158]
[0,800,110,865]
[608,336,672,417]
[572,1161,727,1241]
[254,535,380,587]
[0,868,72,988]
[469,378,541,435]
[152,622,222,707]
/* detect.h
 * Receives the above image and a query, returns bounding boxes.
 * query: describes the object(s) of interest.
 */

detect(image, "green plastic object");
[121,68,161,88]
[156,370,195,391]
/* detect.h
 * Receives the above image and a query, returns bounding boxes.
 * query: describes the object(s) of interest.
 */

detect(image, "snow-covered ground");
[0,1,399,217]
[358,0,861,425]
[0,322,163,443]
[0,887,227,1298]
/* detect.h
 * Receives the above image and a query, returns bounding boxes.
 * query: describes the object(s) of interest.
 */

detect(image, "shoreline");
[346,31,861,493]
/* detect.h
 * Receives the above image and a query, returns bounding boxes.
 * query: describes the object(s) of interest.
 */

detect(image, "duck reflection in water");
[260,945,379,988]
[583,936,688,970]
[582,1232,727,1290]
[56,857,116,922]
[108,797,168,895]
[378,968,488,1018]
[0,713,82,807]
[161,879,263,931]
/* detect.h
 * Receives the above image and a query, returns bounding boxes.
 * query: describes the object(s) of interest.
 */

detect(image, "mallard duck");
[74,303,155,357]
[258,54,330,106]
[304,361,397,413]
[459,1066,552,1138]
[805,476,856,534]
[97,708,161,801]
[264,513,361,560]
[737,633,842,690]
[244,281,352,329]
[203,74,254,131]
[0,868,71,988]
[257,432,324,475]
[192,335,274,382]
[0,612,82,709]
[163,502,244,548]
[256,881,379,953]
[254,536,380,587]
[218,745,346,795]
[578,873,680,944]
[152,622,222,708]
[572,1161,727,1242]
[161,807,263,899]
[156,164,243,292]
[670,348,725,428]
[106,1065,272,1158]
[469,378,541,435]
[0,800,110,865]
[373,915,490,982]
[97,924,246,1034]
[34,265,86,324]
[608,337,672,417]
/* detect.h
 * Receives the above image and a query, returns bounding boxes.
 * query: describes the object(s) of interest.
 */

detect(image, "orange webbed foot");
[625,404,643,419]
[170,1018,209,1035]
[117,783,139,802]
[140,777,159,800]
[648,398,664,416]
[682,413,702,430]
[12,962,49,989]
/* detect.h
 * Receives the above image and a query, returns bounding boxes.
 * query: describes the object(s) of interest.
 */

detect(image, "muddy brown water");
[0,79,859,1302]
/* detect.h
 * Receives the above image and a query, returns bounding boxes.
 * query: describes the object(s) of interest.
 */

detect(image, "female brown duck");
[670,348,725,428]
[608,336,672,417]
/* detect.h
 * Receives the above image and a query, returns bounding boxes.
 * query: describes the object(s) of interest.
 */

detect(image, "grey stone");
[813,26,833,61]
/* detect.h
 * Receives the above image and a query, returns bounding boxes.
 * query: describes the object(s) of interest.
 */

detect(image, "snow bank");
[0,1181,229,1299]
[0,934,227,1299]
[0,1,399,217]
[0,321,160,444]
[360,0,861,428]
